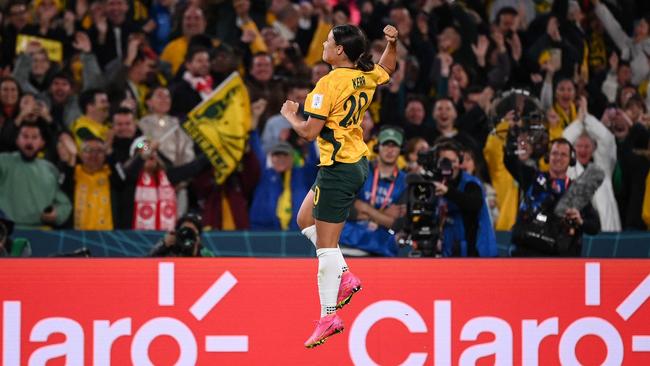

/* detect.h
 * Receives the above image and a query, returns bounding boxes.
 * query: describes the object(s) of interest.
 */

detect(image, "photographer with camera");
[506,129,601,256]
[149,213,214,257]
[404,138,497,257]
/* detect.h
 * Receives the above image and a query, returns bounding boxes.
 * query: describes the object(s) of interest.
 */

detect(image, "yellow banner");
[182,72,251,185]
[15,34,63,63]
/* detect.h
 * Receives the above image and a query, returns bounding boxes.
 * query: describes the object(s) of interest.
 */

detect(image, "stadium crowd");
[1,0,650,257]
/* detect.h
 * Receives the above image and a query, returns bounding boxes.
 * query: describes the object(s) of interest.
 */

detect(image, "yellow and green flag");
[182,72,251,185]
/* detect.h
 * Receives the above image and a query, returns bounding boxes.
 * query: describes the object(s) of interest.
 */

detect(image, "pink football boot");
[304,313,345,348]
[336,271,362,309]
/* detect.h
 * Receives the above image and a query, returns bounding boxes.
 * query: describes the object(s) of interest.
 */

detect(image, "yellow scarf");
[74,165,113,230]
[276,169,292,230]
[554,102,576,128]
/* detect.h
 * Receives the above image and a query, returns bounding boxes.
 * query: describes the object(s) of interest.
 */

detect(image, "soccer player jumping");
[280,24,398,348]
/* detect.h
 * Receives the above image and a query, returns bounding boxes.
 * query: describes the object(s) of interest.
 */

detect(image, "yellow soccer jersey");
[304,64,390,166]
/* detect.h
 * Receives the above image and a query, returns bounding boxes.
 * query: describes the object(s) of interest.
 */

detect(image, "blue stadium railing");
[12,230,650,258]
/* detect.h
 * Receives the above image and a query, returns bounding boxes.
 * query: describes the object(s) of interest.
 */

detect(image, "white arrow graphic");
[616,274,650,321]
[190,271,238,321]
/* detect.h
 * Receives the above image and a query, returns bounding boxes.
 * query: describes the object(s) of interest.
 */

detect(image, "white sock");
[336,247,349,273]
[316,248,342,317]
[303,225,349,273]
[301,225,318,248]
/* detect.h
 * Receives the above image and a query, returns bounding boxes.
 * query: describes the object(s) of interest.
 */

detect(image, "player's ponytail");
[332,24,374,72]
[355,52,374,72]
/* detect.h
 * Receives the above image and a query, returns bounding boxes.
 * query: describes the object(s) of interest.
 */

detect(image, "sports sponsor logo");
[1,259,647,365]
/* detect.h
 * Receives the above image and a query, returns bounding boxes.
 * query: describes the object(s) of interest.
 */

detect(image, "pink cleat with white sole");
[304,313,344,348]
[336,271,362,309]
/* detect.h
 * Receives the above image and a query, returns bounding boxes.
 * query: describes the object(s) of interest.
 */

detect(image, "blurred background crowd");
[2,0,650,257]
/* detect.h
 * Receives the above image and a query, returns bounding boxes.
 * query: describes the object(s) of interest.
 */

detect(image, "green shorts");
[311,157,369,223]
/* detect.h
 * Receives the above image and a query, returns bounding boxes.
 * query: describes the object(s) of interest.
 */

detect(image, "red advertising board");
[1,259,648,365]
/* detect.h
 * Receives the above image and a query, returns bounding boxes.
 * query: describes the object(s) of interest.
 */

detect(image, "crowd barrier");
[1,259,648,365]
[12,230,650,258]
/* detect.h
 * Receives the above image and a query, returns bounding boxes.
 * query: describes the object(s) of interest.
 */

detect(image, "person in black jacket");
[149,212,214,257]
[505,133,600,257]
[169,46,212,120]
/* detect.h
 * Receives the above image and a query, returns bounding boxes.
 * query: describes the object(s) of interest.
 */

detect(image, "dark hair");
[553,76,576,92]
[81,136,105,145]
[176,212,203,234]
[405,94,429,118]
[550,137,574,153]
[332,4,351,19]
[406,94,427,107]
[462,85,484,100]
[50,71,73,84]
[496,6,518,22]
[459,146,489,182]
[450,62,474,84]
[144,84,168,101]
[185,46,209,64]
[332,24,373,72]
[624,94,647,112]
[111,106,135,119]
[432,137,464,163]
[78,89,105,113]
[188,34,214,50]
[249,52,273,68]
[129,46,157,69]
[17,121,45,139]
[434,96,456,108]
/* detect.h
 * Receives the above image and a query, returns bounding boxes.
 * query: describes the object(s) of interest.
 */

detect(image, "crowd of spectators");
[2,0,650,257]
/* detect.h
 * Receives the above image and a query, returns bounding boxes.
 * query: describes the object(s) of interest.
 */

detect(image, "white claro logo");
[348,263,650,366]
[2,262,246,366]
[3,262,648,365]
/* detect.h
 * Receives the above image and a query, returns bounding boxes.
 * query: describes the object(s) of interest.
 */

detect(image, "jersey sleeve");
[304,77,332,120]
[373,64,391,85]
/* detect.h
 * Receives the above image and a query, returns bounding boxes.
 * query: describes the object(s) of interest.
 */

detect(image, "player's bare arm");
[378,25,398,75]
[281,100,325,141]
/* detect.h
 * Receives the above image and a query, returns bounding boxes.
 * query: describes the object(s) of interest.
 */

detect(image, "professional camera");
[398,148,453,257]
[417,148,453,183]
[172,226,198,256]
[491,89,549,160]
